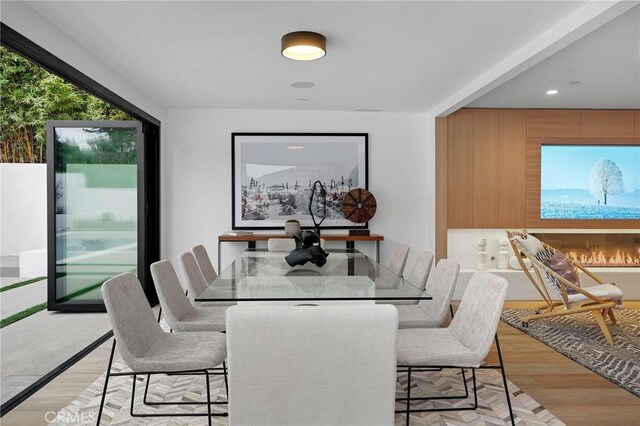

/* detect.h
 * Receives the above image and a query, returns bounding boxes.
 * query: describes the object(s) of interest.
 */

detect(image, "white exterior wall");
[0,164,47,256]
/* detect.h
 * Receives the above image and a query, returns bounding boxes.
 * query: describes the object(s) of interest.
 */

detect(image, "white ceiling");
[26,1,588,112]
[469,5,640,109]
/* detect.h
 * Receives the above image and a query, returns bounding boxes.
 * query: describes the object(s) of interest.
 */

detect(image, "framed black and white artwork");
[231,133,368,230]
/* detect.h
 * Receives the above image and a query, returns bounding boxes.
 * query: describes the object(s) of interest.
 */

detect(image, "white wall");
[0,164,47,256]
[165,109,434,270]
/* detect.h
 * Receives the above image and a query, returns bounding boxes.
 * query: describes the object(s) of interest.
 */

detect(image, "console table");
[217,233,384,272]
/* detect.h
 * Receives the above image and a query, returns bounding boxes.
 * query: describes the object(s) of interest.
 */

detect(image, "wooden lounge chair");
[506,230,623,345]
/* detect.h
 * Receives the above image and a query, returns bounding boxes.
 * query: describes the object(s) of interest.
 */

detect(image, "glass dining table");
[195,249,431,303]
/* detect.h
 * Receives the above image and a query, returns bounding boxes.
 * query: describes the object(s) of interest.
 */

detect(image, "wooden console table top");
[219,233,384,242]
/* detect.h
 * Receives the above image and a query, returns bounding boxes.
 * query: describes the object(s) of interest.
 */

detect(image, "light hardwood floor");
[2,302,639,425]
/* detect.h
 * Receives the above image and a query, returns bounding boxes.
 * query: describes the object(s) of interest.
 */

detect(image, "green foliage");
[0,46,133,163]
[0,276,46,292]
[0,303,47,329]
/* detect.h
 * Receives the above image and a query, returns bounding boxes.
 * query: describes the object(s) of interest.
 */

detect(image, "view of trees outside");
[0,46,133,163]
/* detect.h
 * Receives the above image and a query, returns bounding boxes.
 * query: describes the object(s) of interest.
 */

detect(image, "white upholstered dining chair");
[390,251,435,306]
[192,244,218,285]
[395,271,514,425]
[150,259,227,332]
[396,258,459,328]
[226,304,399,425]
[267,238,296,252]
[179,251,235,307]
[388,244,410,276]
[97,272,227,425]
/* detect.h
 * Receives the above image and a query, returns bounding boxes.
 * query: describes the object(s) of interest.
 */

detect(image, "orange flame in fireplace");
[567,247,640,266]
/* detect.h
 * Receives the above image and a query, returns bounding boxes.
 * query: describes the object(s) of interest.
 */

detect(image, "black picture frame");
[232,133,369,230]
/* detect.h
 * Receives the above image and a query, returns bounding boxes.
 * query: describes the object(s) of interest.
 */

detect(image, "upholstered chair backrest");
[267,238,296,252]
[226,304,399,425]
[101,273,164,366]
[388,244,410,276]
[449,272,508,361]
[179,251,208,303]
[192,244,218,285]
[150,260,193,326]
[418,258,460,324]
[406,251,435,291]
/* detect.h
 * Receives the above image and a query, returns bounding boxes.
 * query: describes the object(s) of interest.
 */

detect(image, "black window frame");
[0,22,161,414]
[0,23,161,310]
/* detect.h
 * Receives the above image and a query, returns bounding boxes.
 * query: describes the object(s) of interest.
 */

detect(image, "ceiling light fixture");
[291,81,316,89]
[546,89,559,95]
[287,145,305,150]
[281,31,326,61]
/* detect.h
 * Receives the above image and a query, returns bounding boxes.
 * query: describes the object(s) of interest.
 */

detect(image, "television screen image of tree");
[342,188,377,224]
[589,159,624,205]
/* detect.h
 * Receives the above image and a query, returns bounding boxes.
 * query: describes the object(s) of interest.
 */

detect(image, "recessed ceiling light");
[546,89,559,95]
[356,109,381,112]
[281,31,326,61]
[568,80,581,85]
[291,81,315,89]
[287,145,304,150]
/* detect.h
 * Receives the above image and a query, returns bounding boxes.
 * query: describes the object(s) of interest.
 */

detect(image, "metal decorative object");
[309,180,327,236]
[342,188,377,224]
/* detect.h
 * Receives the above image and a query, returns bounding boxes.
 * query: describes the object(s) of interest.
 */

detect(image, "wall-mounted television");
[540,145,640,220]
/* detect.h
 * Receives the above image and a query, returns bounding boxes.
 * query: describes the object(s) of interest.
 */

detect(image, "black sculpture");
[308,180,327,236]
[285,230,329,267]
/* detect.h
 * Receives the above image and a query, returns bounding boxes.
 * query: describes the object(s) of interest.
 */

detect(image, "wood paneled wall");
[445,109,527,229]
[440,108,640,231]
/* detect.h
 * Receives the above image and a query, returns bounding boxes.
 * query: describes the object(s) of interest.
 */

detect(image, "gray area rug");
[50,359,562,425]
[501,308,640,398]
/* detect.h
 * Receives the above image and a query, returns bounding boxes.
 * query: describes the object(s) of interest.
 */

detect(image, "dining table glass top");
[195,249,431,302]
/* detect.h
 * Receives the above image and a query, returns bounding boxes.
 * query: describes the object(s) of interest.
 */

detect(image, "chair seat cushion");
[129,331,226,372]
[174,306,227,332]
[396,305,440,328]
[567,283,624,304]
[397,328,483,367]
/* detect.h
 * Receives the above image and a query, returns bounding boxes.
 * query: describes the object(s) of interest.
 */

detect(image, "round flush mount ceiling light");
[291,81,316,89]
[281,31,326,61]
[546,89,559,95]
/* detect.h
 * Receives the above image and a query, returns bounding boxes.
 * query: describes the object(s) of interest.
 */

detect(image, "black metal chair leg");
[449,304,455,319]
[130,374,138,417]
[405,367,412,426]
[205,370,213,426]
[96,339,116,425]
[471,368,478,409]
[156,307,162,323]
[495,334,515,425]
[223,361,229,400]
[396,367,468,402]
[143,373,152,405]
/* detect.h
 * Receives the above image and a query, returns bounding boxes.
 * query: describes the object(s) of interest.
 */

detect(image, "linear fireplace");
[532,232,640,267]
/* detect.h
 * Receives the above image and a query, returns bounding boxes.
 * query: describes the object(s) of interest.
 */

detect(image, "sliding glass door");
[47,121,142,311]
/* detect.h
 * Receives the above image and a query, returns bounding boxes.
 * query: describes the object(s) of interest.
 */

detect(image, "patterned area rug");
[501,308,640,398]
[49,359,562,425]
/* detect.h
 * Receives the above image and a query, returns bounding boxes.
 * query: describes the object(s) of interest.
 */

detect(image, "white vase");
[284,220,301,236]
